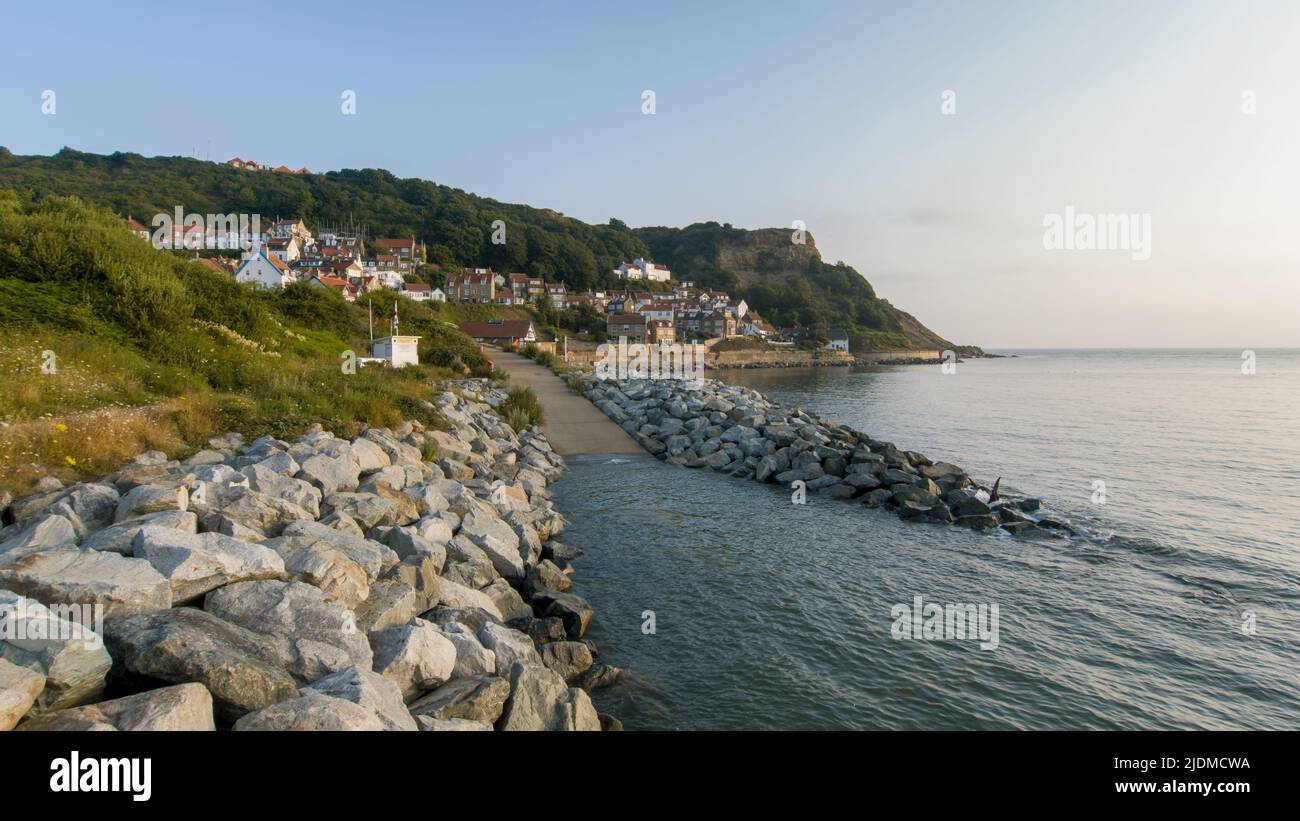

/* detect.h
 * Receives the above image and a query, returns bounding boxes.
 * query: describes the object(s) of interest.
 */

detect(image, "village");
[125,204,857,358]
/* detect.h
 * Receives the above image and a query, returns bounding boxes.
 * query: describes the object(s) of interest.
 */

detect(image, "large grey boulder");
[270,542,368,609]
[0,549,172,618]
[436,622,496,678]
[415,716,492,731]
[300,666,416,731]
[104,607,298,722]
[0,590,111,711]
[115,483,189,523]
[240,464,322,518]
[81,510,197,554]
[435,576,503,620]
[195,485,315,537]
[323,492,399,530]
[382,554,441,612]
[482,579,532,623]
[354,579,418,634]
[131,526,285,604]
[274,520,396,580]
[349,437,391,475]
[459,511,524,581]
[369,618,456,700]
[204,580,372,682]
[17,682,215,731]
[476,622,541,669]
[234,693,386,731]
[497,662,600,731]
[407,674,510,723]
[296,454,361,497]
[0,657,45,730]
[0,515,78,555]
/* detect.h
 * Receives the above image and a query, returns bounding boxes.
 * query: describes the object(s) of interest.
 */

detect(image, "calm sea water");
[551,349,1300,730]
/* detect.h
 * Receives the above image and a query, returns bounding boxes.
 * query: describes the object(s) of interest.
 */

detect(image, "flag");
[391,301,399,335]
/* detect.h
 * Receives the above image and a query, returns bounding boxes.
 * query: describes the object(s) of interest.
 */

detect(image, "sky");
[1,0,1297,347]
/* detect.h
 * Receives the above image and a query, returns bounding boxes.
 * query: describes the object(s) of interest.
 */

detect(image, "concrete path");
[488,351,643,456]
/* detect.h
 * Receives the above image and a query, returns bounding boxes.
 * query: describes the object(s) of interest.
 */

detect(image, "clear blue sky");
[2,0,1297,346]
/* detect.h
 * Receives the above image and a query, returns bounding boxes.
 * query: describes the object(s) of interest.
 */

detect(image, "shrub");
[497,386,544,429]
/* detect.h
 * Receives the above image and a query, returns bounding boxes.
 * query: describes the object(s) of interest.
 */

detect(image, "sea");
[550,349,1300,730]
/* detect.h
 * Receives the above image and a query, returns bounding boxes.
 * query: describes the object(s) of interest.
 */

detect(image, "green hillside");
[0,147,967,351]
[0,190,495,495]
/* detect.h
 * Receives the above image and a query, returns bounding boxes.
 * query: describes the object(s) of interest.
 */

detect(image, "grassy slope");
[0,191,505,495]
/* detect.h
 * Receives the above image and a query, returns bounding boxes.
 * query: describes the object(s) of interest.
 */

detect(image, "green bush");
[497,386,544,429]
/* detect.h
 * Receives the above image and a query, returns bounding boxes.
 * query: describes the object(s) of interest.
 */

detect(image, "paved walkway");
[488,351,643,456]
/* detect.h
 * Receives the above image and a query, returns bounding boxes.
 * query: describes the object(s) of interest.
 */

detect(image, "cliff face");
[714,228,821,278]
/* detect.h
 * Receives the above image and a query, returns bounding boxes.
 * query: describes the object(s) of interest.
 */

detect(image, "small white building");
[371,335,421,368]
[826,329,850,352]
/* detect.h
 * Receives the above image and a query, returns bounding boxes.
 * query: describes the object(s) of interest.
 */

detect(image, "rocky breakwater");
[582,376,1072,539]
[0,379,620,732]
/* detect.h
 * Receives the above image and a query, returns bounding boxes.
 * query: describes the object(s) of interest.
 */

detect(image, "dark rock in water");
[892,484,940,507]
[825,483,859,500]
[599,713,624,731]
[528,616,568,648]
[955,514,1000,530]
[539,640,594,683]
[530,590,594,639]
[1036,517,1076,535]
[541,540,580,568]
[897,501,932,519]
[862,489,893,509]
[995,505,1030,524]
[577,664,625,692]
[924,503,954,524]
[844,472,882,491]
[1001,521,1058,540]
[1017,498,1042,512]
[948,490,992,517]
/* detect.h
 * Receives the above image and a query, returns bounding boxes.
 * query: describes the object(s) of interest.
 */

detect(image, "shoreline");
[0,379,621,731]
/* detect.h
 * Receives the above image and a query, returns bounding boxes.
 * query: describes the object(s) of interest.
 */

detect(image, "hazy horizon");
[2,0,1296,348]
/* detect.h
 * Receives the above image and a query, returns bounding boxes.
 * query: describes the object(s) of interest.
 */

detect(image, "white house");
[826,328,850,352]
[430,287,446,302]
[614,257,672,282]
[235,247,297,289]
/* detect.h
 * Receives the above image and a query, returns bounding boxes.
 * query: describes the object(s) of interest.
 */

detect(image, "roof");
[313,275,349,288]
[608,313,646,325]
[457,320,535,339]
[828,328,850,340]
[403,282,432,292]
[376,238,415,249]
